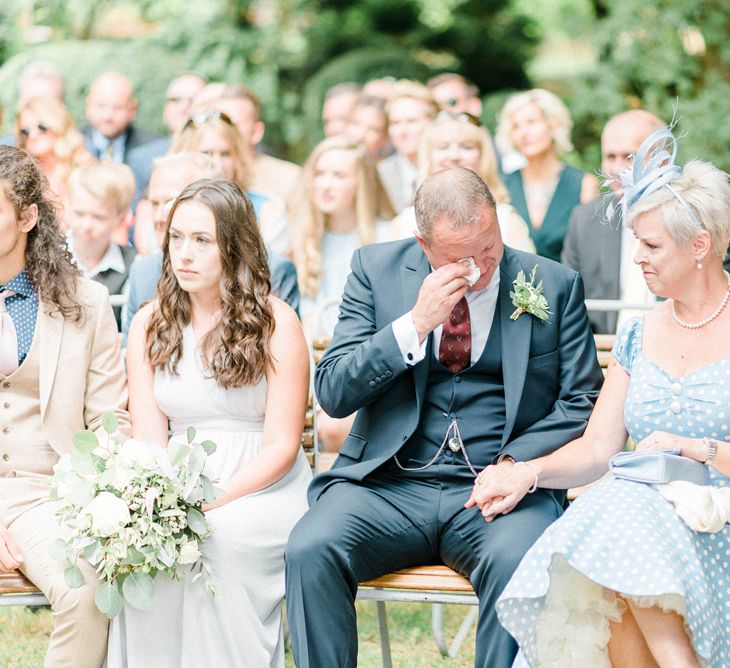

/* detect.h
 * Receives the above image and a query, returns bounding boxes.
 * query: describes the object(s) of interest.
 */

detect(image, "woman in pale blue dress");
[471,133,730,667]
[108,179,312,667]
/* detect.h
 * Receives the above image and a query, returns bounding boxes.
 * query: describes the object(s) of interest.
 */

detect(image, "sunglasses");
[436,111,482,127]
[19,123,50,138]
[182,110,234,130]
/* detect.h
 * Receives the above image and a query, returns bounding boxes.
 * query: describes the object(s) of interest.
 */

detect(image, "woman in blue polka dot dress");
[472,132,730,667]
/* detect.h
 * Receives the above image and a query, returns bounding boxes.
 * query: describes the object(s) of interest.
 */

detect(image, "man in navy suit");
[286,167,603,667]
[122,152,299,343]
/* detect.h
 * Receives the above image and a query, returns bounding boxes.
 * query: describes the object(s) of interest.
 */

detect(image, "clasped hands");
[465,459,535,522]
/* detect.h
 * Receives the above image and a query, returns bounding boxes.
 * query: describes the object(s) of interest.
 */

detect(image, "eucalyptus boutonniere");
[509,265,551,323]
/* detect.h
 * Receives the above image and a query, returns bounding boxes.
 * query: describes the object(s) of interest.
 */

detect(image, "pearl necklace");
[670,273,730,330]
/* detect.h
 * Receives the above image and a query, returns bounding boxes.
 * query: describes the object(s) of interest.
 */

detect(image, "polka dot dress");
[496,316,730,667]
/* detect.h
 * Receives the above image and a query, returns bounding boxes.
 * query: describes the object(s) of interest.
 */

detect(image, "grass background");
[0,602,476,667]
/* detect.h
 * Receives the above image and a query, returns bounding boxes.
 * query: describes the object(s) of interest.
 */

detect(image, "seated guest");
[15,96,91,220]
[377,81,438,214]
[66,162,137,329]
[426,72,483,117]
[0,145,129,667]
[122,152,300,344]
[285,167,602,667]
[162,73,207,136]
[170,110,290,254]
[561,110,666,333]
[0,61,65,147]
[389,111,534,253]
[347,94,390,161]
[289,136,394,452]
[108,178,311,667]
[483,130,730,666]
[195,83,302,203]
[496,89,599,262]
[322,82,361,137]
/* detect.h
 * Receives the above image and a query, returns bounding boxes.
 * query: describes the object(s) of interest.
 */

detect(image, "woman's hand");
[635,431,708,463]
[465,461,536,522]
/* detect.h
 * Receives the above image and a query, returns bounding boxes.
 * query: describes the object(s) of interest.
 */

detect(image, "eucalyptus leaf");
[127,547,146,566]
[48,538,69,562]
[68,479,97,507]
[186,426,196,444]
[200,440,217,455]
[186,508,208,535]
[102,413,119,434]
[73,430,98,454]
[122,571,155,610]
[95,582,123,618]
[64,564,85,589]
[168,442,191,466]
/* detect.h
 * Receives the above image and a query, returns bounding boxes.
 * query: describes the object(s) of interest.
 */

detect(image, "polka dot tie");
[438,296,471,373]
[0,289,18,376]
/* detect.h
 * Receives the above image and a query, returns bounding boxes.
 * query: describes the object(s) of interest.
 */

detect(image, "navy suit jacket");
[122,250,301,344]
[313,240,603,503]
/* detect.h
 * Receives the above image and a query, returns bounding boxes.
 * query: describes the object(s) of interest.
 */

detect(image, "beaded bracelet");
[519,461,539,493]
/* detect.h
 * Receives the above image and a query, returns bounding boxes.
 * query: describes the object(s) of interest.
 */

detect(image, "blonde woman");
[390,111,535,253]
[170,111,289,253]
[289,135,394,451]
[15,96,91,224]
[496,89,599,261]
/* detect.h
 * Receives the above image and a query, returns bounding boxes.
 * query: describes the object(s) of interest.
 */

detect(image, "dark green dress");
[503,165,584,262]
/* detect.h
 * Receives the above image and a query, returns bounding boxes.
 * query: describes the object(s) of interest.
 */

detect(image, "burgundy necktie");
[439,296,471,373]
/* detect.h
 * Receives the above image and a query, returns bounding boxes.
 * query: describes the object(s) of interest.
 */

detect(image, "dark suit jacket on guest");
[561,195,622,334]
[313,240,603,505]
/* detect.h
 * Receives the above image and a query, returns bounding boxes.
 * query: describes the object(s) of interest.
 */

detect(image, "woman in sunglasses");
[15,96,91,224]
[496,89,599,262]
[389,111,535,253]
[170,111,290,254]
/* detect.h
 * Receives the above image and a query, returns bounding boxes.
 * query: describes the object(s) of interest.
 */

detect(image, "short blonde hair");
[496,88,573,156]
[418,114,509,205]
[627,160,730,258]
[15,96,85,164]
[68,162,135,214]
[385,80,439,119]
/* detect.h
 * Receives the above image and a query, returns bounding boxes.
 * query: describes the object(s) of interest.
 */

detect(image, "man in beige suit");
[0,146,129,667]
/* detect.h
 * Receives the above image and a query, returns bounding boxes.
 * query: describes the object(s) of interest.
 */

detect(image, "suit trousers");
[9,500,108,668]
[285,463,562,667]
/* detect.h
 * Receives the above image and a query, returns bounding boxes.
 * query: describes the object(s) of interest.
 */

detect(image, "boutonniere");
[509,265,551,323]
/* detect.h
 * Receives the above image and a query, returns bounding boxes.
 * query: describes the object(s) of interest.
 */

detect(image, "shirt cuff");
[392,311,427,366]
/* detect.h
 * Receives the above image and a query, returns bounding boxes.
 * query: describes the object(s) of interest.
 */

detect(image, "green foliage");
[563,0,730,171]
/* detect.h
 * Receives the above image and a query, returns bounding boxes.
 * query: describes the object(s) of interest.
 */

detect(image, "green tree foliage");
[567,0,730,170]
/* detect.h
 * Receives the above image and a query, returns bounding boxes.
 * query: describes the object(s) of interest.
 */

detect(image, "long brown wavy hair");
[145,179,275,388]
[0,145,82,322]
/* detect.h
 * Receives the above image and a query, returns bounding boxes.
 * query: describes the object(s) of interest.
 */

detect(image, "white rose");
[85,492,131,536]
[178,541,201,565]
[119,439,156,469]
[109,464,135,492]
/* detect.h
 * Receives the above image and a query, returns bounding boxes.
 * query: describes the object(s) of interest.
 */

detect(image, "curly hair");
[0,145,82,322]
[289,136,394,299]
[145,178,275,388]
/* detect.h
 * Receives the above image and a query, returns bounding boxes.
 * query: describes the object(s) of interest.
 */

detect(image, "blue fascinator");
[607,126,703,230]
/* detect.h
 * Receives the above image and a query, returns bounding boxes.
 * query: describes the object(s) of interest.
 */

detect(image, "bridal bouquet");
[49,413,220,618]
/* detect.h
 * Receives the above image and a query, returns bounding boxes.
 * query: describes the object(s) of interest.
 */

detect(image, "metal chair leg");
[375,600,393,668]
[431,603,478,658]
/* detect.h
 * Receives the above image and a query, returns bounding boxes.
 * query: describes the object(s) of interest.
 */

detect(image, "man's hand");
[411,263,471,342]
[0,525,23,572]
[465,461,536,522]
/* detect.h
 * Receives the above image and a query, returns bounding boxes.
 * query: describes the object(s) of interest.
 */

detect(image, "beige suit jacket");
[39,278,130,455]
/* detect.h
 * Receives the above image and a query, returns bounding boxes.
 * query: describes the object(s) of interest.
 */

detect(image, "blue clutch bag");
[609,449,710,486]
